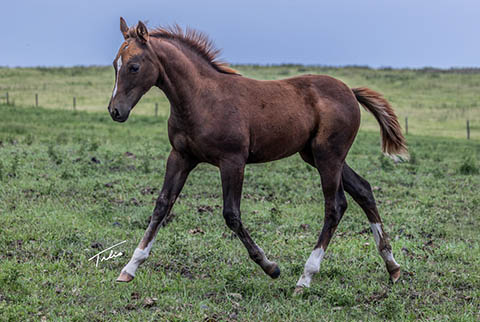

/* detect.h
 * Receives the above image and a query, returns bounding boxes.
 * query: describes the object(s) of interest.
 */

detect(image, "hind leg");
[296,147,348,290]
[342,163,401,282]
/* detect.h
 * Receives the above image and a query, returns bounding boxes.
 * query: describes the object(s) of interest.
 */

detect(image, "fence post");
[155,103,158,117]
[73,97,76,110]
[467,120,470,140]
[405,116,408,135]
[35,93,38,107]
[6,92,9,105]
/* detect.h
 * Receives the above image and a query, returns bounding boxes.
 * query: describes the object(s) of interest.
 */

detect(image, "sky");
[1,0,480,68]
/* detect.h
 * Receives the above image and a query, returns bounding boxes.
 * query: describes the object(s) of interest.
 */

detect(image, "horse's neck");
[153,39,219,115]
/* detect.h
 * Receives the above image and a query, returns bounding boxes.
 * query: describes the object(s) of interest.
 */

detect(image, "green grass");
[1,103,479,321]
[0,65,479,139]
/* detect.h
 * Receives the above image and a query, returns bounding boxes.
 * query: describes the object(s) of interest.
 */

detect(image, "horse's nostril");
[113,108,120,118]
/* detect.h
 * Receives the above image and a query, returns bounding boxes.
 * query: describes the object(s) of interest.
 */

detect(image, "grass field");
[0,65,479,139]
[1,99,479,320]
[1,65,480,320]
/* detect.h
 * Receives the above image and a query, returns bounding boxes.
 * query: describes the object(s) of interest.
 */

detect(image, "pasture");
[1,65,480,139]
[0,66,479,321]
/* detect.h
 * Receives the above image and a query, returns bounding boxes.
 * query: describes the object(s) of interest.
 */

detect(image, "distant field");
[0,105,479,320]
[0,65,479,139]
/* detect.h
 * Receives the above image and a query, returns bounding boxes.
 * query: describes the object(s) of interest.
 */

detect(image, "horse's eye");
[129,64,140,73]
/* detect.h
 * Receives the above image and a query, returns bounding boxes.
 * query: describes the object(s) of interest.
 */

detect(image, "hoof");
[293,286,305,296]
[265,263,280,279]
[269,265,281,279]
[389,268,401,284]
[116,271,134,283]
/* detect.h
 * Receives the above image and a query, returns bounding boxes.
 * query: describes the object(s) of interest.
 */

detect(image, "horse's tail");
[352,87,409,160]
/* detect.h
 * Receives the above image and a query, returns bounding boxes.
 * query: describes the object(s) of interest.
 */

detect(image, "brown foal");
[109,18,408,291]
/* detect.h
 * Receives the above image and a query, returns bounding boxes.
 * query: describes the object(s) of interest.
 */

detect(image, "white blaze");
[112,56,123,99]
[122,238,155,277]
[296,247,325,288]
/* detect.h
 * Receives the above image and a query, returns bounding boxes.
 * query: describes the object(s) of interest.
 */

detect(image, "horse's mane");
[149,25,239,75]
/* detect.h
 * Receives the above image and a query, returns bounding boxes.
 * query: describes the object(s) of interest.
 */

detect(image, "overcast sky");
[2,0,479,68]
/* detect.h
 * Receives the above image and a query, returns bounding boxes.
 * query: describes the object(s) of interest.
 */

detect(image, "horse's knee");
[155,195,169,209]
[343,167,377,209]
[358,186,376,209]
[325,207,342,227]
[337,188,348,212]
[223,209,241,232]
[350,180,377,209]
[325,195,347,226]
[332,212,343,227]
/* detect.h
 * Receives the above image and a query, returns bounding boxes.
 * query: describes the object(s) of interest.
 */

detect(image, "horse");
[108,17,408,293]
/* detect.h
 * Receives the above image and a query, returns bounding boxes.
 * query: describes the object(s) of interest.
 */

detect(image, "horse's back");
[231,74,361,163]
[235,73,360,124]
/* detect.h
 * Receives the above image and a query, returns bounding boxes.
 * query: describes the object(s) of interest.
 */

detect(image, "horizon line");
[2,63,480,72]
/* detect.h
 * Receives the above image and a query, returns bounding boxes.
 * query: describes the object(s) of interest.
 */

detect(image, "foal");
[109,18,408,291]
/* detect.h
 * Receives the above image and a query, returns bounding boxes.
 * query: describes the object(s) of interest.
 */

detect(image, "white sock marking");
[296,247,325,288]
[112,57,123,99]
[370,223,383,247]
[370,223,399,268]
[122,238,154,277]
[380,248,400,268]
[385,250,399,263]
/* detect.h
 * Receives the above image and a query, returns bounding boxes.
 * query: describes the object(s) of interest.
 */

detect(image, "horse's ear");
[120,17,129,39]
[136,21,149,43]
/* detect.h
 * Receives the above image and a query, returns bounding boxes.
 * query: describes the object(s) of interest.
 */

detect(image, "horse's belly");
[246,148,299,163]
[246,123,311,163]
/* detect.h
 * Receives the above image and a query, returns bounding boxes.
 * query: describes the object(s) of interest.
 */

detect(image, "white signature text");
[88,240,126,267]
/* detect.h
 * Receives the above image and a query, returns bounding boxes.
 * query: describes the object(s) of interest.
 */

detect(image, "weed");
[7,135,17,145]
[409,150,418,165]
[56,132,69,144]
[379,154,394,171]
[78,140,87,157]
[60,169,74,180]
[459,154,479,174]
[89,140,100,152]
[47,144,62,165]
[10,153,19,177]
[24,133,34,145]
[141,148,152,174]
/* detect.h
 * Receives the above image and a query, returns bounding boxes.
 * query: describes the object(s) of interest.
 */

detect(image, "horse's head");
[108,17,159,122]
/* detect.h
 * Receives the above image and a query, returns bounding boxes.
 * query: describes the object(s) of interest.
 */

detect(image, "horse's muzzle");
[108,104,129,122]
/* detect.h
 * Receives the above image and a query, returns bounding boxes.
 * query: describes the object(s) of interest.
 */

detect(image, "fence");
[1,91,165,116]
[0,91,477,140]
[0,92,10,105]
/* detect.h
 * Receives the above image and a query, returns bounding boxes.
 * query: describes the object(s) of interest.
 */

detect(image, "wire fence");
[0,91,476,140]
